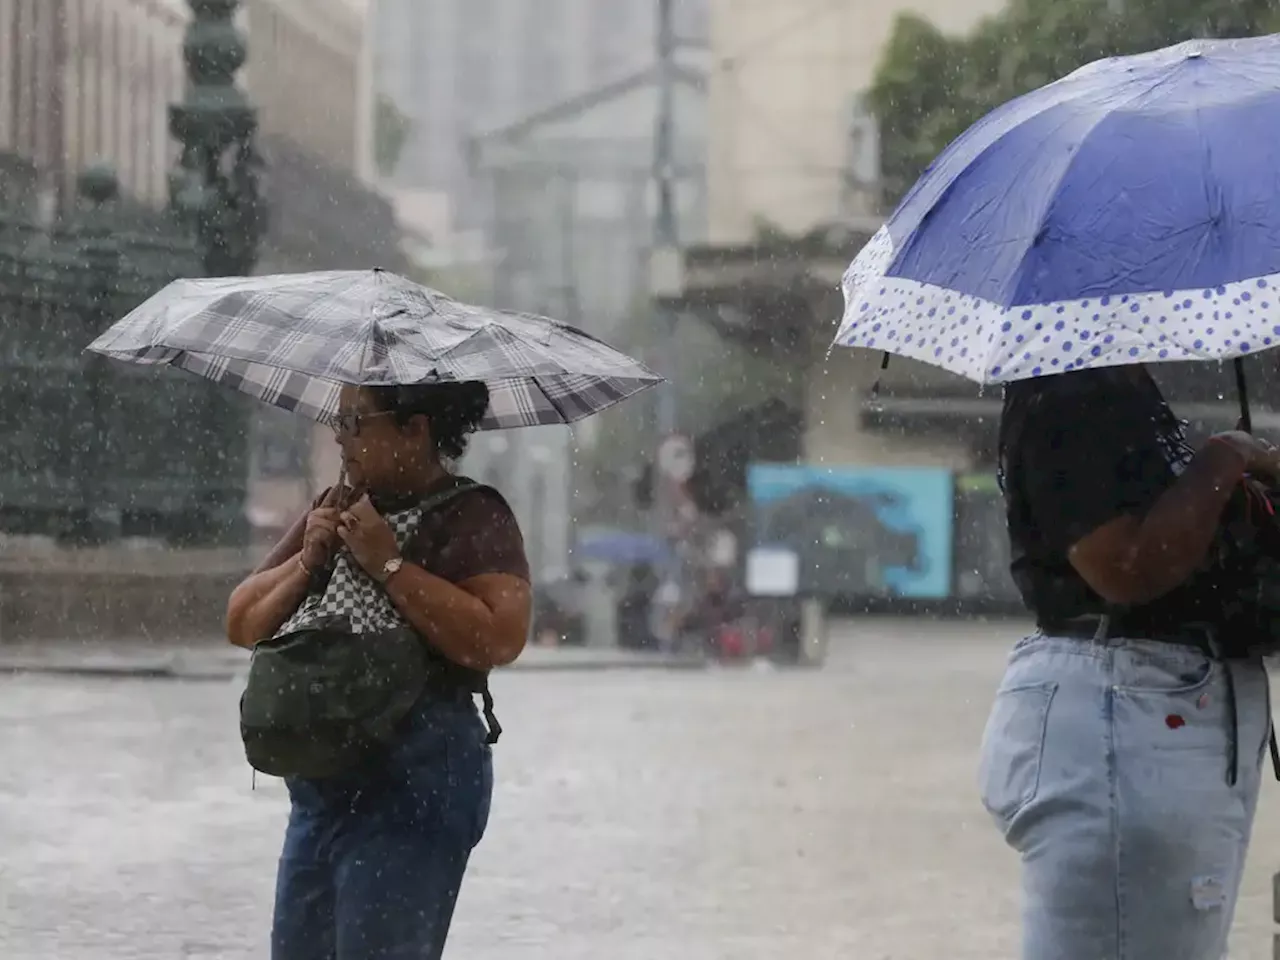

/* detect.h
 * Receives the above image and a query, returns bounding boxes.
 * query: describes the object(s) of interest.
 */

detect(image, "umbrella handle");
[336,464,354,508]
[321,464,349,508]
[866,351,891,409]
[1234,357,1252,433]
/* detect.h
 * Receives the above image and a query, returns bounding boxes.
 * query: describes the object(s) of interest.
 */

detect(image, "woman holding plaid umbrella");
[87,268,662,959]
[228,379,529,958]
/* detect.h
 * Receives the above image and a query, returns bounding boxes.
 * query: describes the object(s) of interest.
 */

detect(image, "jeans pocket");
[1114,645,1217,696]
[1113,648,1224,752]
[437,735,492,851]
[978,681,1057,827]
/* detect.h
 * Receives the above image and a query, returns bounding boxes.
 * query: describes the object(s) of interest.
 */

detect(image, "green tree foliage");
[869,0,1280,206]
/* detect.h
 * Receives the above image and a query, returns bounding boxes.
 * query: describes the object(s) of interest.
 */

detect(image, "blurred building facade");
[704,0,1006,245]
[465,71,706,580]
[0,0,189,209]
[235,0,409,529]
[371,0,708,250]
[668,0,1008,476]
[244,0,361,173]
[0,0,405,539]
[240,0,402,274]
[367,0,709,582]
[0,0,397,256]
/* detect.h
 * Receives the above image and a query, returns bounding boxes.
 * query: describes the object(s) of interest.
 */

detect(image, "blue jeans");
[979,633,1271,960]
[271,696,494,960]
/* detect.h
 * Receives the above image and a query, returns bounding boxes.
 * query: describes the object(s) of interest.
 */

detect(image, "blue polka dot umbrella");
[834,35,1280,418]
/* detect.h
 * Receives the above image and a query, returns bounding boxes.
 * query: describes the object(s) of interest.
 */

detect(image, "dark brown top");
[398,478,530,584]
[259,476,529,584]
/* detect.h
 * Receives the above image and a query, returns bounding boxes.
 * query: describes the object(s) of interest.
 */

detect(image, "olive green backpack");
[240,480,496,779]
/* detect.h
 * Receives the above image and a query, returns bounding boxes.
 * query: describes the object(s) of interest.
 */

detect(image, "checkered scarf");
[277,503,422,637]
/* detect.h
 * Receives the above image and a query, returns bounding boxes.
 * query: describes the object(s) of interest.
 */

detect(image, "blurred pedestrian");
[226,380,531,960]
[681,568,744,658]
[984,365,1278,960]
[617,564,659,650]
[649,575,683,652]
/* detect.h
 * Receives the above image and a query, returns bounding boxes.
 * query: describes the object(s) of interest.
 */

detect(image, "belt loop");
[1092,614,1111,643]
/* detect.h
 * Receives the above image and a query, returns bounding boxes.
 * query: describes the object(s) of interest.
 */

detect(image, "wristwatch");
[377,556,404,584]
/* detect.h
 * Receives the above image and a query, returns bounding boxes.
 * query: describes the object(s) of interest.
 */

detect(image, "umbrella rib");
[536,377,572,423]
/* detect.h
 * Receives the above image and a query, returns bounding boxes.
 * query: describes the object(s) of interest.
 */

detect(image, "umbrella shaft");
[1235,358,1252,432]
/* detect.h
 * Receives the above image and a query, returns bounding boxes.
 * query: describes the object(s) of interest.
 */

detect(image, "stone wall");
[0,544,255,644]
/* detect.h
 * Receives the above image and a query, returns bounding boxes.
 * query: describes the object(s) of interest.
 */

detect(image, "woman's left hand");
[337,495,401,577]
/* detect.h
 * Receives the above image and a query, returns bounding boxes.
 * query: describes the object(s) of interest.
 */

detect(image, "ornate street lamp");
[168,0,266,277]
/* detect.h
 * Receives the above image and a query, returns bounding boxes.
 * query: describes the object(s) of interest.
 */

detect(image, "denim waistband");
[1038,615,1214,651]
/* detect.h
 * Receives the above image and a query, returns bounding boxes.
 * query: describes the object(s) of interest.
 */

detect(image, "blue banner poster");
[747,464,954,599]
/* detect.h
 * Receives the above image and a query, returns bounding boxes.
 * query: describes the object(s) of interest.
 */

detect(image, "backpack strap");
[405,477,493,535]
[407,476,504,745]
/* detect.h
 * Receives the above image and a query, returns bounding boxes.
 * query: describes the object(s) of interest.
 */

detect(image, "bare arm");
[383,567,532,670]
[255,512,307,574]
[225,554,313,649]
[1070,440,1247,605]
[229,484,353,645]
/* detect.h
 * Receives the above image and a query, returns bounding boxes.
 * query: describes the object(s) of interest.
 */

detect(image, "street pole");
[77,167,123,544]
[648,0,688,644]
[168,0,266,278]
[653,0,678,440]
[167,0,265,544]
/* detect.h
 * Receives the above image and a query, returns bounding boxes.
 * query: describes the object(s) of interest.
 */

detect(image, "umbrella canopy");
[86,269,663,429]
[834,36,1280,385]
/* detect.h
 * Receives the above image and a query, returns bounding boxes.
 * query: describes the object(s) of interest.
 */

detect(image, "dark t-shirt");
[1003,373,1214,628]
[388,478,530,584]
[262,476,529,585]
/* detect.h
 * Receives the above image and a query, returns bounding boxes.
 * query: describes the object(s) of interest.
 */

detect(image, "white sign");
[745,547,799,597]
[708,530,737,567]
[657,434,695,483]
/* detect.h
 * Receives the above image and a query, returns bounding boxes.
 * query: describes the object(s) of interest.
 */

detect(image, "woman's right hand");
[300,485,346,571]
[1209,431,1280,480]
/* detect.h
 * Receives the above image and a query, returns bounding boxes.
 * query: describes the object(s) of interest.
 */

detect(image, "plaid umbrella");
[86,269,663,429]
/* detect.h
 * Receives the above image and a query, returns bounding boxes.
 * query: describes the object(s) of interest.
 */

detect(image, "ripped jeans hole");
[1190,875,1226,910]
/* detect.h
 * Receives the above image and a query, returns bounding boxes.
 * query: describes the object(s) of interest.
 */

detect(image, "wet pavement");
[2,617,1279,959]
[0,641,705,680]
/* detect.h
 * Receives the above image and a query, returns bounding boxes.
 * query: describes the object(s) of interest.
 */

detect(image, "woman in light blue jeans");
[982,366,1277,960]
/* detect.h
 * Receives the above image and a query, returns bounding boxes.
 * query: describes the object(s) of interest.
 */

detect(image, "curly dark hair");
[368,380,490,460]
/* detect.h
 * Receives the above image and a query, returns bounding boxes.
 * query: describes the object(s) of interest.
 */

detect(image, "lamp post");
[168,0,266,277]
[163,0,263,545]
